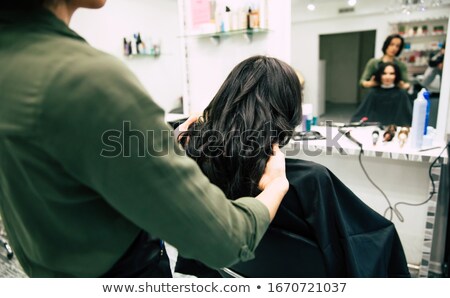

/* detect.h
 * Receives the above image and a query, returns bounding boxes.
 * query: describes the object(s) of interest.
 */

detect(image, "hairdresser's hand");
[256,144,289,221]
[258,144,288,191]
[175,112,202,142]
[398,81,410,90]
[362,76,378,88]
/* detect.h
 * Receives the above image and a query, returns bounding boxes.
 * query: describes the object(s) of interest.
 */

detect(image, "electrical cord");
[339,128,397,221]
[357,149,397,221]
[340,129,448,222]
[388,145,448,222]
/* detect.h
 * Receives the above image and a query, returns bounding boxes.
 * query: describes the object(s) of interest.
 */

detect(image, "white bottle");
[259,0,268,29]
[222,6,231,32]
[409,88,429,150]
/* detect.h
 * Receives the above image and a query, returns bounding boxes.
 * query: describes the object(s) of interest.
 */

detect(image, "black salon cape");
[176,159,410,278]
[350,87,412,126]
[272,158,410,277]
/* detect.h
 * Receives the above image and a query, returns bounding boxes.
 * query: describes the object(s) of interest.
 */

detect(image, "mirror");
[291,0,449,138]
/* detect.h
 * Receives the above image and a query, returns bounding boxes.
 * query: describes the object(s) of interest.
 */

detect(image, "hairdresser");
[360,34,410,90]
[0,0,289,277]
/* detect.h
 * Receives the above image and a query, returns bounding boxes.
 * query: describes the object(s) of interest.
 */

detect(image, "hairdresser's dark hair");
[374,62,401,85]
[0,0,61,10]
[382,34,405,57]
[181,56,302,199]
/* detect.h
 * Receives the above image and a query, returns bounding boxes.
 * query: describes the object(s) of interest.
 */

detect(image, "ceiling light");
[307,3,316,11]
[348,0,357,6]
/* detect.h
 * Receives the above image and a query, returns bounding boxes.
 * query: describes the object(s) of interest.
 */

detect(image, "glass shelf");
[402,32,447,40]
[124,53,160,59]
[183,28,270,44]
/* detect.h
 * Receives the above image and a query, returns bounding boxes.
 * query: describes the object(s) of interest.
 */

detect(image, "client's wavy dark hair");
[374,62,401,85]
[181,56,302,199]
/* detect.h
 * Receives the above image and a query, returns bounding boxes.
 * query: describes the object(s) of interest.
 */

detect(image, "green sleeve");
[396,60,410,83]
[360,58,378,86]
[41,54,270,268]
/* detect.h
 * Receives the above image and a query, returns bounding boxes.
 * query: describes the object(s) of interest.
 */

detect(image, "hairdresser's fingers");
[179,112,202,132]
[175,112,202,141]
[258,144,287,191]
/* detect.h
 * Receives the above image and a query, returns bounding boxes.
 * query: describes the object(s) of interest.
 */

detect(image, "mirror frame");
[436,18,450,143]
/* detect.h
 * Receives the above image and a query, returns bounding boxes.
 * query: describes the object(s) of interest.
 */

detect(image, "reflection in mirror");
[291,0,449,131]
[71,0,184,114]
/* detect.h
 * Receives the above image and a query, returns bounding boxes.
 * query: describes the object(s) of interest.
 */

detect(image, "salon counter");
[283,125,448,277]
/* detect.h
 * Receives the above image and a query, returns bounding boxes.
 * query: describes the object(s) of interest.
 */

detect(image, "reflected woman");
[352,62,412,126]
[179,56,410,277]
[360,34,410,90]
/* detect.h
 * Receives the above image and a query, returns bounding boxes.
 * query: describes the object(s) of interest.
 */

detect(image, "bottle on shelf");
[259,0,268,29]
[424,88,431,135]
[422,25,428,35]
[409,88,430,150]
[246,4,260,30]
[221,6,231,32]
[209,0,216,25]
[123,38,129,56]
[238,6,248,30]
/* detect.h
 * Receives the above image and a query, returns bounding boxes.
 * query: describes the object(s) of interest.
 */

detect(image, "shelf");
[392,17,447,44]
[390,17,449,26]
[402,33,447,40]
[124,53,160,59]
[183,28,270,45]
[403,46,442,53]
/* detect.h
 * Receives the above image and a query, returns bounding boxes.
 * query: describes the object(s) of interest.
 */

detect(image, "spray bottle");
[409,88,429,150]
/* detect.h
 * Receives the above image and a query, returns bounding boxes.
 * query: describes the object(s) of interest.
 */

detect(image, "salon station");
[1,0,449,278]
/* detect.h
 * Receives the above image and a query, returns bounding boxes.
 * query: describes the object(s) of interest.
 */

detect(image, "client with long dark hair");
[178,56,410,277]
[351,62,412,126]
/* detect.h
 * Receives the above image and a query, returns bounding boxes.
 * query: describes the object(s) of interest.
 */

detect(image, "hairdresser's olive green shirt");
[360,57,409,86]
[0,9,269,277]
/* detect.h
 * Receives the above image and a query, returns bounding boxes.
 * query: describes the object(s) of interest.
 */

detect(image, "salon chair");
[219,226,327,278]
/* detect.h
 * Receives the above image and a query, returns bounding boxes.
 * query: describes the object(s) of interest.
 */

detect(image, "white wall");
[291,0,450,139]
[180,0,292,113]
[70,0,182,112]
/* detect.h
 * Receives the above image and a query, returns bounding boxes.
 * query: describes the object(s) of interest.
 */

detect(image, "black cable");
[357,149,396,221]
[344,128,448,222]
[340,129,396,221]
[390,145,448,221]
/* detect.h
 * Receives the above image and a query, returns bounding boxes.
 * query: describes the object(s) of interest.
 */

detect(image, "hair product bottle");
[424,91,431,135]
[410,88,429,150]
[222,6,231,32]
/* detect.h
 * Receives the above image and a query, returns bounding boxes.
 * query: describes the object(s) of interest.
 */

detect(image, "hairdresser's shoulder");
[43,34,153,114]
[366,57,380,66]
[48,35,132,81]
[41,33,148,105]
